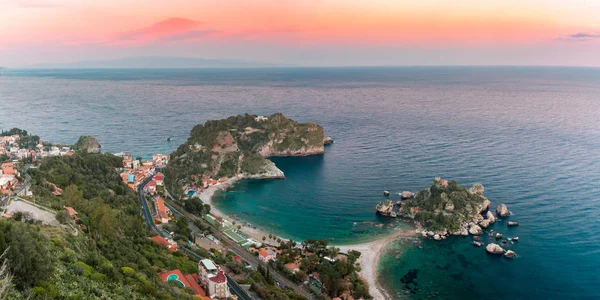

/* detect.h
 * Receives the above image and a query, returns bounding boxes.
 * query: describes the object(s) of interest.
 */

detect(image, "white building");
[198,259,230,299]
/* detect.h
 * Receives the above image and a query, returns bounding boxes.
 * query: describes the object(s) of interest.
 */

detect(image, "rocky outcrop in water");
[504,250,517,259]
[479,219,491,228]
[496,203,510,217]
[486,211,497,223]
[401,191,414,199]
[507,221,519,227]
[479,198,491,213]
[486,243,506,255]
[74,136,101,154]
[470,183,484,195]
[468,223,483,235]
[323,137,334,145]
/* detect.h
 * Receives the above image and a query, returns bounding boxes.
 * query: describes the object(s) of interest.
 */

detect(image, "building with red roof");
[154,173,164,186]
[159,269,210,299]
[150,235,179,252]
[258,248,277,263]
[154,197,169,224]
[198,259,230,299]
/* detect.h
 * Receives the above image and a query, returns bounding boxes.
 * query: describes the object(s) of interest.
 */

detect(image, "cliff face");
[165,113,325,194]
[257,113,325,156]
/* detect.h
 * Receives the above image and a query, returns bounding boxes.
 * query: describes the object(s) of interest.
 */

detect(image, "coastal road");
[15,163,32,196]
[162,188,314,300]
[137,176,253,300]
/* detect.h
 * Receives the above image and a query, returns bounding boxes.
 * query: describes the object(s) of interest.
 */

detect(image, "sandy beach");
[198,176,419,299]
[337,229,418,300]
[198,176,281,246]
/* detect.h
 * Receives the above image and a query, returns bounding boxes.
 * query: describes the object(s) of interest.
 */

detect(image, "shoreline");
[337,229,418,300]
[198,176,283,246]
[198,176,419,299]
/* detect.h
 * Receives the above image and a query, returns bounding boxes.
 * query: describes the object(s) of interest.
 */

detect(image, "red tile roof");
[285,262,300,272]
[155,197,168,220]
[150,235,179,252]
[64,206,78,217]
[154,173,163,180]
[209,270,227,284]
[159,269,207,297]
[2,168,15,176]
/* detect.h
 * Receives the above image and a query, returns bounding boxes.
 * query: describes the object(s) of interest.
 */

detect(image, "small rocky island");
[377,178,518,257]
[165,113,330,196]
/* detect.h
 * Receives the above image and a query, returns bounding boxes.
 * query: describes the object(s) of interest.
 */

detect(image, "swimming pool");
[166,274,185,287]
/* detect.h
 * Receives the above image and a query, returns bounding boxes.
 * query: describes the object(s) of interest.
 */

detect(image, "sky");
[1,0,599,67]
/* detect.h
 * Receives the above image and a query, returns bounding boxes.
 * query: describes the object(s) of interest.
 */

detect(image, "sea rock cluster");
[390,180,520,259]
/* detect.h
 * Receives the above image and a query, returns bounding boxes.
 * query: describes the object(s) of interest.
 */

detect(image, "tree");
[55,210,71,224]
[63,185,84,207]
[175,217,191,240]
[0,248,13,299]
[262,236,266,242]
[88,202,117,238]
[0,221,55,289]
[237,225,241,230]
[183,197,205,216]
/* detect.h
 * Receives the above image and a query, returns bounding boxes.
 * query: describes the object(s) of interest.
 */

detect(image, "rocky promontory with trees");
[377,178,519,257]
[165,113,329,198]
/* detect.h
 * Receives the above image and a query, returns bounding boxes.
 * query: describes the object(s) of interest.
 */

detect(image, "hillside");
[0,153,200,299]
[164,113,325,197]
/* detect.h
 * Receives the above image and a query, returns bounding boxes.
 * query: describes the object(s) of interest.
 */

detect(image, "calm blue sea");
[1,67,600,299]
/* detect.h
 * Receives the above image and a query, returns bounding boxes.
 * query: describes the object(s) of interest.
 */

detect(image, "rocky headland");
[164,113,326,196]
[73,135,101,153]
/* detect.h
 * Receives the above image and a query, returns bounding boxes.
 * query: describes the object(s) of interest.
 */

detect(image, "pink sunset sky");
[1,0,599,67]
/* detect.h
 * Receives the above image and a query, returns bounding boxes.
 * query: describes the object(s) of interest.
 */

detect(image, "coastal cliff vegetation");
[400,178,487,232]
[165,113,325,198]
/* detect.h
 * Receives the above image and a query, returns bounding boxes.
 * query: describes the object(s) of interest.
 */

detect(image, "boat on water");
[167,136,171,141]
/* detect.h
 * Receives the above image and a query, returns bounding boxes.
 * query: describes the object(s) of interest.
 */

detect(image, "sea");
[1,67,599,299]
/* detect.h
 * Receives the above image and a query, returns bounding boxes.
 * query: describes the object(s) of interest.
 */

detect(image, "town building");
[258,248,277,263]
[154,197,169,224]
[150,235,179,252]
[154,173,164,186]
[198,259,230,299]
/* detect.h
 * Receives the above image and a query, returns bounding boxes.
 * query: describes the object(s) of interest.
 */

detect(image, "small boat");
[167,136,171,141]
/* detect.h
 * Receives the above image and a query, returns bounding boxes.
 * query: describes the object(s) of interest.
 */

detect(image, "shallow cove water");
[1,67,599,298]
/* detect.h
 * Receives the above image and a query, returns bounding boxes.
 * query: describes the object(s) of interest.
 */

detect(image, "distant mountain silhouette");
[25,56,283,68]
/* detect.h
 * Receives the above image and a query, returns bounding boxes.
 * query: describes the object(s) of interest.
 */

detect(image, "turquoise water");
[166,274,184,287]
[1,67,599,299]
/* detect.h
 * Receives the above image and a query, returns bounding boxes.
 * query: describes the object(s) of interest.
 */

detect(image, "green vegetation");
[401,178,486,232]
[249,264,306,300]
[0,153,201,299]
[269,239,371,299]
[1,127,41,149]
[165,113,324,199]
